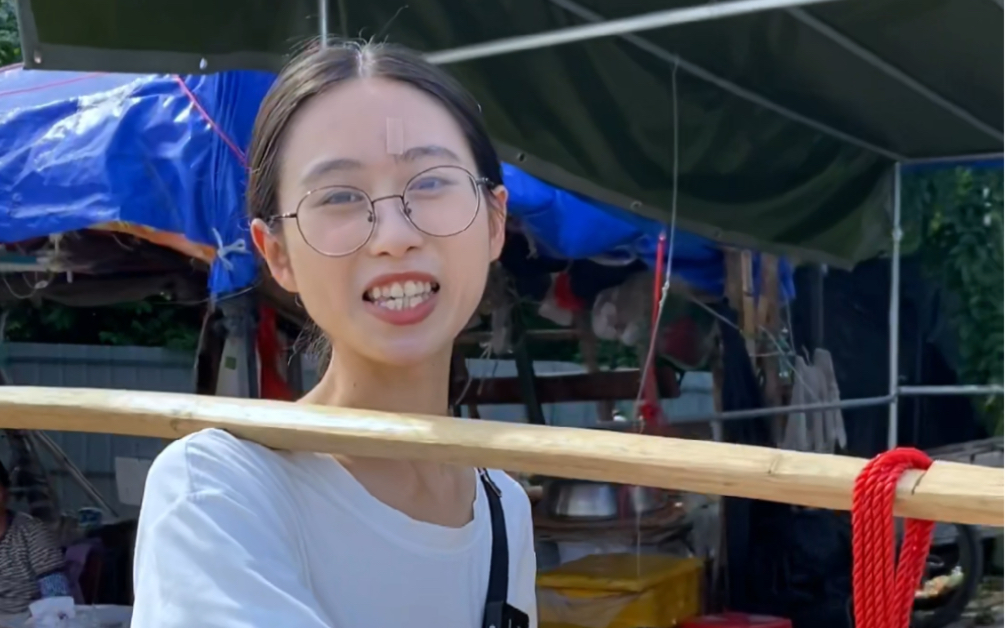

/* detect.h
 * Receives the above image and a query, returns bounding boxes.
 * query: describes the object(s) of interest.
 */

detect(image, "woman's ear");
[487,185,508,262]
[250,218,299,294]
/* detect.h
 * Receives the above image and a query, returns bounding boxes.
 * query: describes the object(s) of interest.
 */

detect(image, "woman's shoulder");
[10,511,49,536]
[145,428,291,504]
[483,469,532,527]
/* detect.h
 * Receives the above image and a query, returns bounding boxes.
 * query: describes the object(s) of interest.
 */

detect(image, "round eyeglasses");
[269,165,492,257]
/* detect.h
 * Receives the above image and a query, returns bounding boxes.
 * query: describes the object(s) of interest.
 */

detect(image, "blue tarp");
[503,163,796,301]
[0,67,274,296]
[0,67,795,300]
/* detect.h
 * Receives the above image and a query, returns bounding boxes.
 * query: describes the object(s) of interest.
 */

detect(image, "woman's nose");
[366,196,423,258]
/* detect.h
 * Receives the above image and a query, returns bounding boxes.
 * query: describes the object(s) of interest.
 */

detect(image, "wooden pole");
[0,386,1000,527]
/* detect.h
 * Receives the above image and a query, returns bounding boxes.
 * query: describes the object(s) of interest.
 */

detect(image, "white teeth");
[367,280,438,312]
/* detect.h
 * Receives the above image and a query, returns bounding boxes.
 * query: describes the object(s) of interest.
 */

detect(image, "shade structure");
[12,0,1004,266]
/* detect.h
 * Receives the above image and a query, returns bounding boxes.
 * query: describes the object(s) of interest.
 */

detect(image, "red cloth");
[552,271,584,312]
[256,305,293,401]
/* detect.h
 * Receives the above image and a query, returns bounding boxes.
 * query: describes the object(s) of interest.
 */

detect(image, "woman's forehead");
[281,78,474,182]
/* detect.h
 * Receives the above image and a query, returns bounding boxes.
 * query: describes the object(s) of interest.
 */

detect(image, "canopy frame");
[392,0,1003,446]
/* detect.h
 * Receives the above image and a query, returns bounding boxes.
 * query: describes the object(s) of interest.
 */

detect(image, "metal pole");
[28,432,120,518]
[546,0,902,162]
[902,152,1004,167]
[671,394,896,424]
[898,385,1005,397]
[425,0,843,66]
[318,0,330,47]
[888,163,903,450]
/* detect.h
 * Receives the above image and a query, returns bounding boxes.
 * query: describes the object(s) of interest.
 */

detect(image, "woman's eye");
[321,189,365,205]
[409,176,450,193]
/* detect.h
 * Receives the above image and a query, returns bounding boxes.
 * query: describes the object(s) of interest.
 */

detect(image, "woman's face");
[253,78,506,367]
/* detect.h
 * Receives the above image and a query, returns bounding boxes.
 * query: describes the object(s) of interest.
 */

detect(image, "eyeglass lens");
[295,166,481,256]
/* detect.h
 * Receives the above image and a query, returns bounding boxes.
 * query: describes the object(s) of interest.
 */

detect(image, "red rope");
[852,448,936,628]
[172,75,247,166]
[638,230,668,428]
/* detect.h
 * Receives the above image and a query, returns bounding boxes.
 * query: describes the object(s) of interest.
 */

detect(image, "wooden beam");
[0,387,1000,527]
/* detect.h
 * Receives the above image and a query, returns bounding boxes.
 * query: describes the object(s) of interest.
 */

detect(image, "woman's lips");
[363,290,438,326]
[362,272,440,327]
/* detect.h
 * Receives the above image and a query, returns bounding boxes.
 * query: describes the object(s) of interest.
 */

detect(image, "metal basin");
[543,480,671,520]
[625,485,670,516]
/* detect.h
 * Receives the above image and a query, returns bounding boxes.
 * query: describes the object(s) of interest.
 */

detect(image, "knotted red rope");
[852,448,937,628]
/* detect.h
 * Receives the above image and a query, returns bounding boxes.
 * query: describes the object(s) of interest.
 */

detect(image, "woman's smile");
[362,271,441,325]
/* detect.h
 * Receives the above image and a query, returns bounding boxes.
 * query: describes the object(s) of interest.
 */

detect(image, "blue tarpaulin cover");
[0,67,795,300]
[502,163,795,301]
[0,67,274,296]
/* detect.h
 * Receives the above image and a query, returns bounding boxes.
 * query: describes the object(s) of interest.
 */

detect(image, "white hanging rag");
[780,351,847,453]
[814,348,847,452]
[780,356,812,452]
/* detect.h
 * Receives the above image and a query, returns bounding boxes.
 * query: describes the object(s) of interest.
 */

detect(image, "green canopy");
[13,0,1003,265]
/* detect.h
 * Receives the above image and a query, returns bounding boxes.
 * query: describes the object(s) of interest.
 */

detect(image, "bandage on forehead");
[386,117,404,155]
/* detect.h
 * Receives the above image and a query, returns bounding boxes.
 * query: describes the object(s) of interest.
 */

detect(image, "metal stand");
[426,0,842,65]
[888,163,903,450]
[886,162,1004,450]
[418,0,1004,442]
[318,0,329,46]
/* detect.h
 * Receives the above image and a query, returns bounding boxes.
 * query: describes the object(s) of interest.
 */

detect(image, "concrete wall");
[0,343,195,519]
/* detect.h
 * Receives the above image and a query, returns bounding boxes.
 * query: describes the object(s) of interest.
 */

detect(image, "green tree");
[3,298,202,351]
[0,0,20,66]
[905,168,1004,434]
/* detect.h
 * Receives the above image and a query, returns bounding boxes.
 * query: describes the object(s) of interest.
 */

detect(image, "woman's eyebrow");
[299,145,461,186]
[395,145,461,163]
[300,157,364,186]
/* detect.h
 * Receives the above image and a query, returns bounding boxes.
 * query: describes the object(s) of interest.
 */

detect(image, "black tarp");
[789,258,987,457]
[13,0,1003,265]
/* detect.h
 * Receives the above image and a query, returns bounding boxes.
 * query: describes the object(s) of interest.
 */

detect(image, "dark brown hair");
[246,39,503,223]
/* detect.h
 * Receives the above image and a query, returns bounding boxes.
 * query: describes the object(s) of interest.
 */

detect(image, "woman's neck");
[306,346,453,416]
[301,346,473,519]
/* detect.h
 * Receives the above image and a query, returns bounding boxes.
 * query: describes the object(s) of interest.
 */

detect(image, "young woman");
[131,41,538,627]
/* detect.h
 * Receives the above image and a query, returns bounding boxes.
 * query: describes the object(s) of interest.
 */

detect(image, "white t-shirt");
[131,428,538,628]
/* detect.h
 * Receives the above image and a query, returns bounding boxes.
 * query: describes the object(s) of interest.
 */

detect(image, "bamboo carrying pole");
[0,387,1000,527]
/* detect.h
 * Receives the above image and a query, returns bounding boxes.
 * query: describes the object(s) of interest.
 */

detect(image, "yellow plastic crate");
[537,553,703,628]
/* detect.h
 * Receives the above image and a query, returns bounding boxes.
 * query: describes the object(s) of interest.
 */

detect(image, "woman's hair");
[246,39,503,223]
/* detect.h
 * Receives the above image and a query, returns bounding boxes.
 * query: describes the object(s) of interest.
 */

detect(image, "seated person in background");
[0,460,73,615]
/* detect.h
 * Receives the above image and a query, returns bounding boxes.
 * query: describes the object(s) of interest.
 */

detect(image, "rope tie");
[212,228,249,271]
[852,447,936,628]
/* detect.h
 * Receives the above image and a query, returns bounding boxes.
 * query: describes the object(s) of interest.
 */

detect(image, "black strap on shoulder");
[480,469,509,628]
[479,470,530,628]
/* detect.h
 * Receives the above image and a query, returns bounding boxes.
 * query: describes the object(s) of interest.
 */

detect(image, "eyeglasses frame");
[267,165,495,258]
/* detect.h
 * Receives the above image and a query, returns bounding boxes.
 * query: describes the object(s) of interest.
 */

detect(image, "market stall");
[1,58,807,624]
[3,1,1002,626]
[11,0,1002,446]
